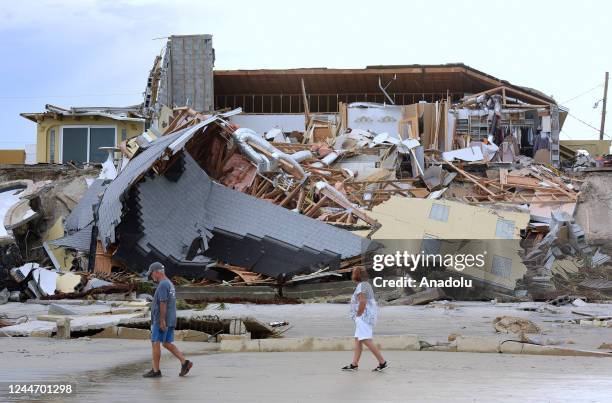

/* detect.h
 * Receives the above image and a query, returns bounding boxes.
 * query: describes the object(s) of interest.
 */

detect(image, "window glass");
[429,203,449,222]
[62,127,88,164]
[49,129,55,163]
[495,219,515,239]
[421,234,441,255]
[89,128,115,163]
[491,255,513,278]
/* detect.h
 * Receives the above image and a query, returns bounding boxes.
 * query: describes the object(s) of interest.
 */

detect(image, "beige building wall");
[363,198,531,290]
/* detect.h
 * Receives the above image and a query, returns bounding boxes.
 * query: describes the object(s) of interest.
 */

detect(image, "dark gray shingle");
[65,179,107,234]
[135,153,368,262]
[48,224,93,252]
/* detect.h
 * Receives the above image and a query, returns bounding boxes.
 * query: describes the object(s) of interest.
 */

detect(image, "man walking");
[143,262,193,378]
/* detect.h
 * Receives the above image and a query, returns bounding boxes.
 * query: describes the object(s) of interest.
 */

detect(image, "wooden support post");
[56,318,72,339]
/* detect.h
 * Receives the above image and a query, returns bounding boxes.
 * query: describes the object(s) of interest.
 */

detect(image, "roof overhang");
[214,63,556,105]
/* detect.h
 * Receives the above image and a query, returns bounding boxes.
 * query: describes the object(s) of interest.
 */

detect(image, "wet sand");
[3,346,610,402]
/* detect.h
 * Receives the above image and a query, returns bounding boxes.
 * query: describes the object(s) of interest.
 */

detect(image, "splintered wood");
[163,107,210,134]
[447,162,579,204]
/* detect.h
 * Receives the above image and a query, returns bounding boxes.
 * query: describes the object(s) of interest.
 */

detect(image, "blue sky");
[1,0,611,148]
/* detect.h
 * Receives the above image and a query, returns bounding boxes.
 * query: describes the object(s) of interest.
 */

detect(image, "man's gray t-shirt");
[151,279,177,328]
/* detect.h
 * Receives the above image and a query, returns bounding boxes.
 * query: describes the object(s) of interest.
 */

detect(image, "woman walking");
[342,267,388,372]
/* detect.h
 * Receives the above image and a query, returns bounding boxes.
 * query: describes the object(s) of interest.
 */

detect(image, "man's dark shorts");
[151,324,175,343]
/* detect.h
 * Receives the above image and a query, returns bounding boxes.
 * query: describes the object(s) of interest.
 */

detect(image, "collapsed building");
[48,114,376,283]
[2,34,610,304]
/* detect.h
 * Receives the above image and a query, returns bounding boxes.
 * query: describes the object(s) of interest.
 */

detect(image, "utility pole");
[600,71,609,140]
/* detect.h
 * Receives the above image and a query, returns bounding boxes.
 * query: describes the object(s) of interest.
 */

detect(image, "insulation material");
[56,272,83,294]
[442,146,484,162]
[32,268,58,296]
[229,114,306,136]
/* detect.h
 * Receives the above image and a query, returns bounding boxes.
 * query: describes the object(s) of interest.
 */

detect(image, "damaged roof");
[214,63,556,104]
[21,104,145,123]
[64,179,108,234]
[48,223,93,252]
[127,152,371,278]
[96,126,192,249]
[96,113,238,250]
[91,114,373,279]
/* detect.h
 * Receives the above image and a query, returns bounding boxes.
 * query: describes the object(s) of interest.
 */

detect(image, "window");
[491,255,512,278]
[49,129,56,163]
[121,128,127,142]
[495,219,515,239]
[429,203,449,222]
[61,126,116,164]
[89,128,115,163]
[421,234,441,255]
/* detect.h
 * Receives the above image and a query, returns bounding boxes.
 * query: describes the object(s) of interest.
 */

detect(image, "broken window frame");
[491,255,513,278]
[59,125,116,164]
[421,233,442,255]
[429,203,450,222]
[495,218,515,239]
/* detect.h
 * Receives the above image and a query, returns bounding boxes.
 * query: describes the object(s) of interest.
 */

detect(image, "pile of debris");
[41,111,377,287]
[519,211,611,299]
[3,87,611,302]
[0,261,136,304]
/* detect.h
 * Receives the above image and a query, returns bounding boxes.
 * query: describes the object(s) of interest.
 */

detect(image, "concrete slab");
[1,313,146,336]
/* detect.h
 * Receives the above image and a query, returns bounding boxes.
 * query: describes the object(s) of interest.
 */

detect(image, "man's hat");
[145,262,165,278]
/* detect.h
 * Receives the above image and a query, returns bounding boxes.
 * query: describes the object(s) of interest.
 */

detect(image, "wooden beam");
[305,196,328,217]
[446,162,498,197]
[279,183,302,207]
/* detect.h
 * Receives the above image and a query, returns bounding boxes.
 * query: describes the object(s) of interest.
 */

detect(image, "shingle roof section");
[48,224,93,252]
[135,154,213,259]
[96,127,191,249]
[65,179,107,234]
[135,153,368,260]
[96,117,222,250]
[206,171,368,259]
